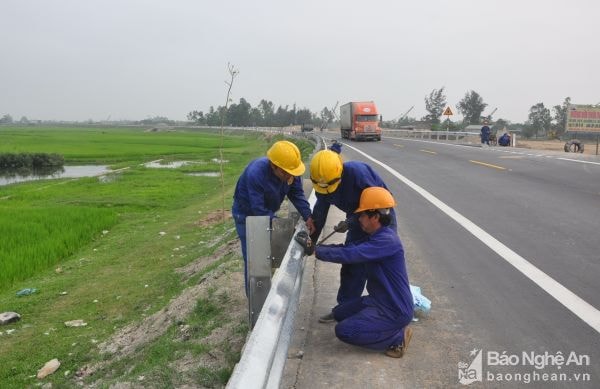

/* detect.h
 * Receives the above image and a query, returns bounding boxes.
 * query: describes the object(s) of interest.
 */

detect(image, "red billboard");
[566,104,600,133]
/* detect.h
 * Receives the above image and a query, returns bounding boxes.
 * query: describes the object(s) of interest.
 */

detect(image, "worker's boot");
[385,326,413,358]
[318,311,335,323]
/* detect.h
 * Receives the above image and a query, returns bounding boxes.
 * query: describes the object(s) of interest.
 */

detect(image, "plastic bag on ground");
[410,284,431,314]
[16,288,37,297]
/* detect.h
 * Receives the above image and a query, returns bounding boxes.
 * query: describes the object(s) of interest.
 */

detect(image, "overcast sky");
[2,0,599,123]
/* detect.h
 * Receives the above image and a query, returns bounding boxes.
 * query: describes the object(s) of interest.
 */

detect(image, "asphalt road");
[284,133,599,388]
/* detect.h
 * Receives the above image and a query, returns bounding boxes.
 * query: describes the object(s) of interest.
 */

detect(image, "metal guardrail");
[226,194,316,389]
[383,128,480,142]
[382,128,517,147]
[227,135,323,389]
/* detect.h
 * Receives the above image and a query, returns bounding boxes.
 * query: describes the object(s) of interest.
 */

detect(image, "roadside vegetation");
[0,152,64,169]
[0,126,314,388]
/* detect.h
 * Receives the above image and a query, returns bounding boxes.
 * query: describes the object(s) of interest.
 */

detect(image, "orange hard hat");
[354,187,396,213]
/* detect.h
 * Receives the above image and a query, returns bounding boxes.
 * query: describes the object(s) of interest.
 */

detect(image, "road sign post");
[443,106,453,134]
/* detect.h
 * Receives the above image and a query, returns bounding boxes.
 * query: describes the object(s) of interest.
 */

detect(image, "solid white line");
[344,142,600,334]
[558,157,600,166]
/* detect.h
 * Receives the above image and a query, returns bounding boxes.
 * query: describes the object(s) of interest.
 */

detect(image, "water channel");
[0,165,110,186]
[1,161,221,186]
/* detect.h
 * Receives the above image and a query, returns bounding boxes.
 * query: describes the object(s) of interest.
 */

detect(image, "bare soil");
[195,209,232,227]
[516,139,599,156]
[80,210,246,387]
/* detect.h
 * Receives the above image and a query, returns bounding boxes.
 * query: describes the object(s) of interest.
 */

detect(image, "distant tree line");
[187,98,335,128]
[1,91,573,140]
[0,114,31,124]
[187,92,572,139]
[418,87,572,139]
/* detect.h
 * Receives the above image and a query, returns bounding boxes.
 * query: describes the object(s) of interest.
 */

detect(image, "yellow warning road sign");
[443,106,453,116]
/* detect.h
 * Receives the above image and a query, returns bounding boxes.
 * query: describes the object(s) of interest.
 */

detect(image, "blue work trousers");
[337,263,367,304]
[233,214,249,296]
[332,297,411,351]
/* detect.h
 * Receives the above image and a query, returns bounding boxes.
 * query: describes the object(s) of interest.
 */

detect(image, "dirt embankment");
[79,210,247,388]
[516,139,599,156]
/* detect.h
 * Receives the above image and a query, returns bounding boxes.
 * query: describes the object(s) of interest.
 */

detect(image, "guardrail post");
[270,216,296,268]
[246,216,272,329]
[246,212,298,328]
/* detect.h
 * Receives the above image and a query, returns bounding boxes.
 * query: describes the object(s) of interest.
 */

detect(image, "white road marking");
[384,136,600,166]
[558,157,600,166]
[344,142,600,334]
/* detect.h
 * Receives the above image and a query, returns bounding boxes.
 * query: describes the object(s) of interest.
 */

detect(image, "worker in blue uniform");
[313,187,413,357]
[481,121,492,146]
[498,132,511,147]
[309,149,397,322]
[329,140,342,154]
[232,140,315,294]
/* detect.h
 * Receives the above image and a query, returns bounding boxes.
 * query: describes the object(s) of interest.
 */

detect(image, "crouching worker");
[498,132,511,147]
[311,187,413,357]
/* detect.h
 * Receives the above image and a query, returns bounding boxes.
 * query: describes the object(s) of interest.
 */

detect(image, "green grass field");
[0,126,266,290]
[0,126,231,164]
[0,125,314,388]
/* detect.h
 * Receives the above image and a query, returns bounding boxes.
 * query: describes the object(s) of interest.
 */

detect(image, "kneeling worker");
[305,187,413,357]
[309,149,397,322]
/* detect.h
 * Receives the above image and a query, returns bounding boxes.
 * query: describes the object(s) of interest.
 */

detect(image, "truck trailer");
[340,101,382,141]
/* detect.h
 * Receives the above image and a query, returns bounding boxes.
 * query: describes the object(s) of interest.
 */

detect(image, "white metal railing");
[226,194,316,389]
[382,128,518,147]
[227,135,323,389]
[383,128,480,142]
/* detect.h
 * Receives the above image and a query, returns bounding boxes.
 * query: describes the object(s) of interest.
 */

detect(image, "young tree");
[552,96,571,137]
[219,63,239,221]
[528,103,552,139]
[456,90,487,124]
[423,87,446,124]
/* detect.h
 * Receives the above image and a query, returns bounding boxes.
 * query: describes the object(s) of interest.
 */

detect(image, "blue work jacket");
[481,125,491,139]
[311,161,397,242]
[315,227,413,319]
[232,157,311,222]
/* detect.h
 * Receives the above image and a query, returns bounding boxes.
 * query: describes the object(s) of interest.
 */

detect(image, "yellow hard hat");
[266,140,305,176]
[354,187,396,213]
[309,150,343,194]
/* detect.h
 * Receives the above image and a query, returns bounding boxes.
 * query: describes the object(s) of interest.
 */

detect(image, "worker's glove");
[294,231,315,256]
[333,220,349,233]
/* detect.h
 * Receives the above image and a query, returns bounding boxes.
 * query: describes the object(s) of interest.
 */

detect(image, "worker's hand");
[333,220,349,233]
[305,216,316,235]
[294,231,315,256]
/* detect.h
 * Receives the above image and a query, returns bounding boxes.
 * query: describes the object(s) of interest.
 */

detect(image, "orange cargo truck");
[340,101,382,141]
